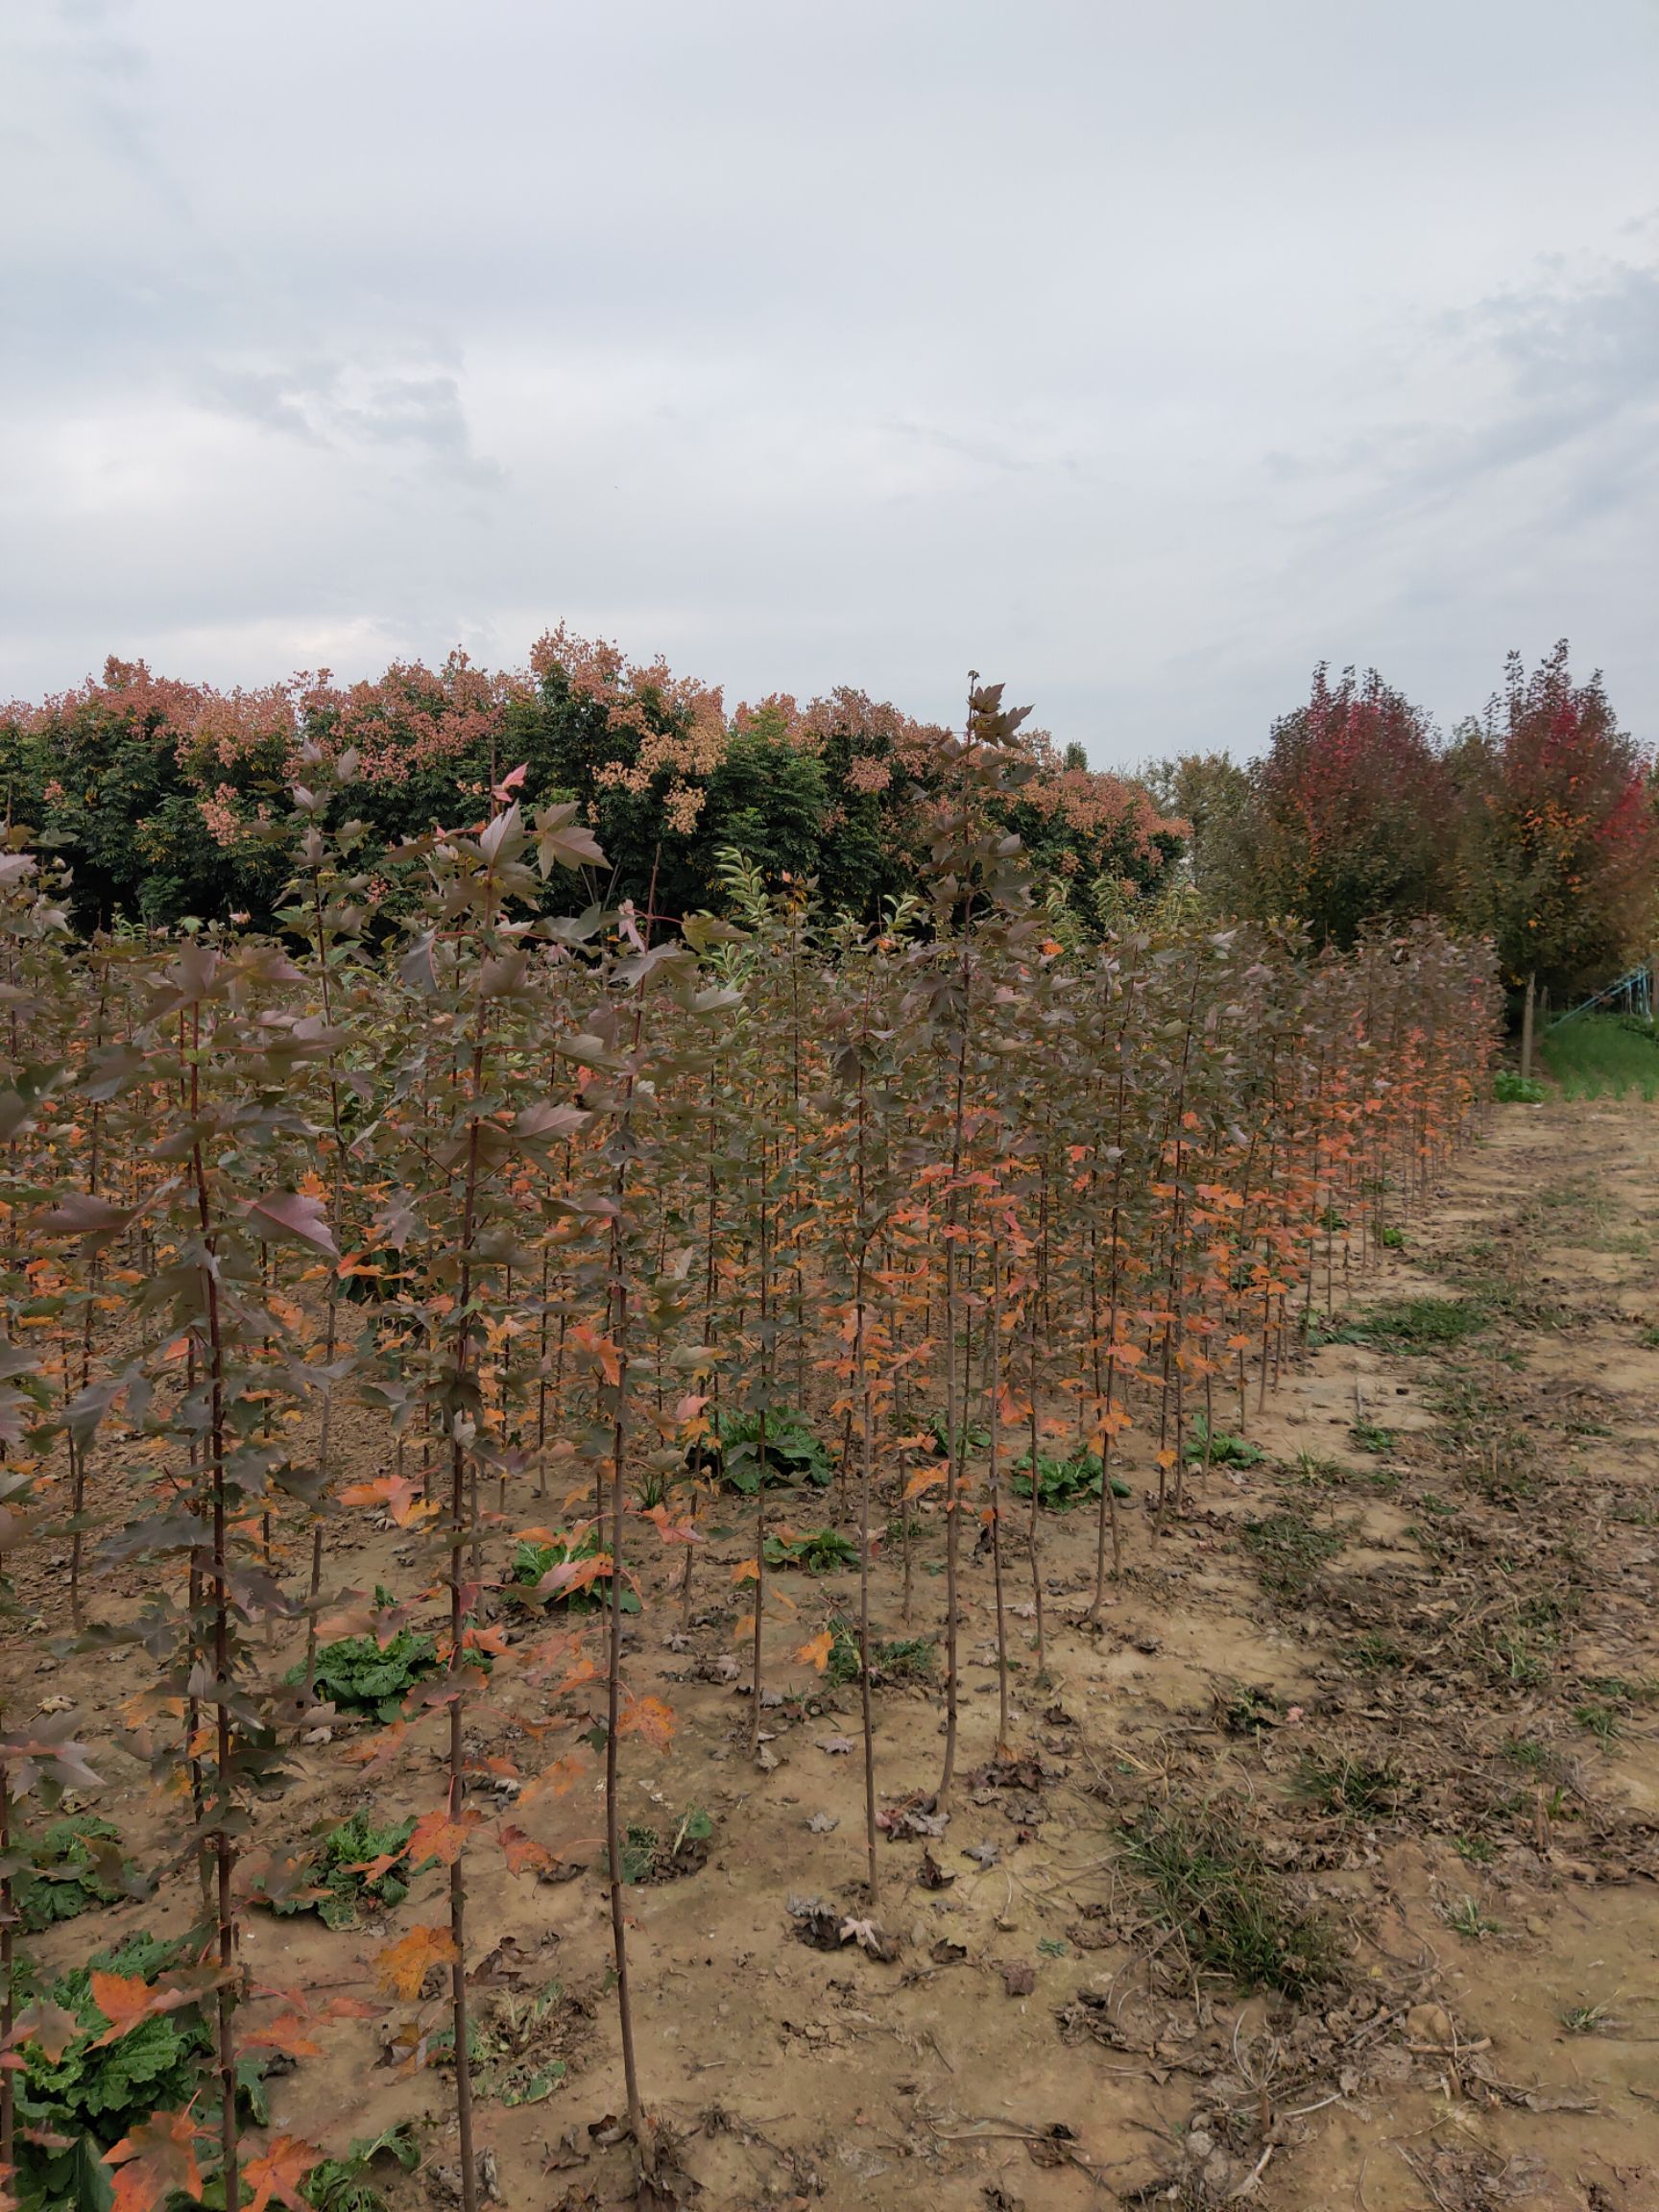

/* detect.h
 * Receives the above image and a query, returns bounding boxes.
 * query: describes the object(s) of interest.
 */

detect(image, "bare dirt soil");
[11,1095,1659,2211]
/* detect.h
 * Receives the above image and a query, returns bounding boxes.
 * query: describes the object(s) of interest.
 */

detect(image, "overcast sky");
[3,0,1655,764]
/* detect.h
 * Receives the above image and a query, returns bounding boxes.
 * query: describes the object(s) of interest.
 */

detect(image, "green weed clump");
[1488,1623,1555,1689]
[1502,1734,1551,1774]
[1011,1448,1132,1507]
[1184,1420,1264,1468]
[1443,1895,1502,1938]
[1240,1512,1343,1599]
[1286,1450,1345,1489]
[304,1623,443,1722]
[1293,1753,1403,1818]
[1343,1297,1489,1351]
[301,2124,421,2212]
[13,1932,269,2211]
[252,1811,429,1930]
[1124,1805,1336,1996]
[12,1814,134,1934]
[621,1804,713,1884]
[713,1407,833,1491]
[1574,1699,1622,1745]
[823,1615,936,1687]
[926,1410,991,1460]
[1349,1418,1396,1455]
[1582,1673,1658,1703]
[429,1983,577,2106]
[762,1527,858,1573]
[1217,1683,1279,1737]
[509,1527,641,1613]
[1493,1069,1545,1103]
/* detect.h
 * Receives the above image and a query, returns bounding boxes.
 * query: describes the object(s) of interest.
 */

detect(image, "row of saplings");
[7,1394,1262,2208]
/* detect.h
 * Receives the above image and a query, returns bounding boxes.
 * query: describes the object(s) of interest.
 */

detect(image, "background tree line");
[1145,641,1658,997]
[4,628,1651,991]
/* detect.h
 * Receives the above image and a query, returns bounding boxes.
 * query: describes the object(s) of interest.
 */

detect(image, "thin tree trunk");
[988,1243,1010,1749]
[1,1765,13,2182]
[602,1241,646,2146]
[938,950,973,1805]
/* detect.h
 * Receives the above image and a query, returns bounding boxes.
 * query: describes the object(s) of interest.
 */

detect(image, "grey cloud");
[199,359,500,482]
[1453,258,1659,498]
[1478,253,1659,405]
[1256,252,1659,501]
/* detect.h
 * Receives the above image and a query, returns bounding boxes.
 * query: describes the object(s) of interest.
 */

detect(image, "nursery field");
[4,744,1653,2212]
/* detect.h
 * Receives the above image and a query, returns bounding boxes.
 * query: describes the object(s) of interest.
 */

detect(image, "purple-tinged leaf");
[240,1190,338,1257]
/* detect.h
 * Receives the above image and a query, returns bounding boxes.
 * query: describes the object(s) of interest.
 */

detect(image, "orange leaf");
[320,1992,382,2021]
[340,1474,409,1513]
[373,1924,459,2002]
[497,1822,557,1878]
[105,2107,206,2212]
[239,2013,323,2060]
[536,1552,613,1602]
[617,1695,675,1748]
[341,1850,405,1887]
[731,1557,759,1585]
[406,1807,482,1867]
[796,1629,834,1673]
[520,1750,589,1802]
[567,1322,622,1387]
[640,1503,702,1547]
[353,1473,437,1528]
[342,1721,407,1777]
[244,2134,320,2212]
[88,1976,197,2050]
[904,1462,947,1501]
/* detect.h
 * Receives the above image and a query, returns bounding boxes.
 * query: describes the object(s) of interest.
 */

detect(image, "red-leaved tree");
[1451,640,1657,994]
[1247,666,1457,948]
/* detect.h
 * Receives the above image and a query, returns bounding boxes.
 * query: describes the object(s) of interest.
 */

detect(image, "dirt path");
[10,1096,1659,2211]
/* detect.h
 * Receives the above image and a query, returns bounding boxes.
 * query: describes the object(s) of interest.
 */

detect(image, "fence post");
[1520,972,1536,1081]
